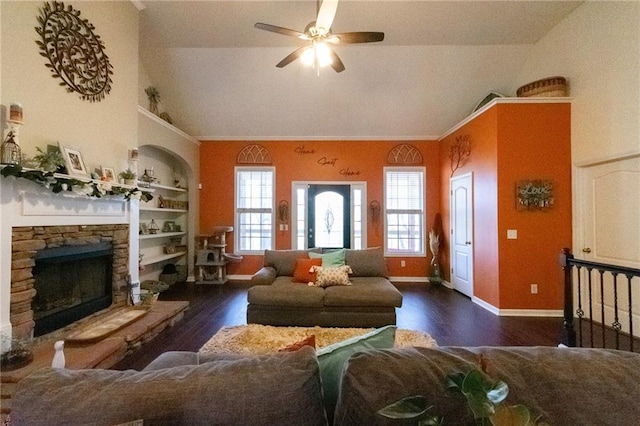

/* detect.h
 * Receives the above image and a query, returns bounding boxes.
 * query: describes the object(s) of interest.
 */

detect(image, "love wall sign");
[516,180,554,211]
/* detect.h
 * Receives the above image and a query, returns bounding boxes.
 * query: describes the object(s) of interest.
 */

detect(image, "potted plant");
[31,145,65,172]
[119,168,136,185]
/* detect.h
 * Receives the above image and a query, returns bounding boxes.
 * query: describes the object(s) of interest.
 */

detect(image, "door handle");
[582,247,592,254]
[465,241,472,245]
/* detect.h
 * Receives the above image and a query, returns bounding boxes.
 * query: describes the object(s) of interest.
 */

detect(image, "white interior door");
[450,173,474,297]
[576,156,640,335]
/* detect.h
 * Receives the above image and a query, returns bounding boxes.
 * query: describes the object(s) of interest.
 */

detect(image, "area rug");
[199,324,437,356]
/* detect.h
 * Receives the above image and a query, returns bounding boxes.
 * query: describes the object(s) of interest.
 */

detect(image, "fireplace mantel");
[0,176,141,341]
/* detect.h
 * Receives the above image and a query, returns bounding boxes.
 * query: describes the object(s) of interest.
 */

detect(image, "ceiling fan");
[255,0,384,73]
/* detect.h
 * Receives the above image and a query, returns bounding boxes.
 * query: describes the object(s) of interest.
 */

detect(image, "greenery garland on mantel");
[1,165,153,202]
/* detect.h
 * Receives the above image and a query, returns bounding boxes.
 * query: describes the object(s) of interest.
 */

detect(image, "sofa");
[247,248,403,327]
[9,339,640,425]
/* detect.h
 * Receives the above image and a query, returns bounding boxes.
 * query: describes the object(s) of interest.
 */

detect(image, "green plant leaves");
[378,395,430,419]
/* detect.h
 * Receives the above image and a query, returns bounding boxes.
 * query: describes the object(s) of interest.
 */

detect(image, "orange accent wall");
[440,102,571,310]
[199,140,440,277]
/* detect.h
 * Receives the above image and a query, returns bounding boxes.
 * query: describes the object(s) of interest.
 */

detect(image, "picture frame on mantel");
[101,166,116,182]
[59,143,88,177]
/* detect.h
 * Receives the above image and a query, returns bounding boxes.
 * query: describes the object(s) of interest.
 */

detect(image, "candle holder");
[1,122,22,166]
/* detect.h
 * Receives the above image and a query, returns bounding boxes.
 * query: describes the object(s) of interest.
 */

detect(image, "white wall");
[1,1,139,174]
[516,1,640,164]
[516,2,640,266]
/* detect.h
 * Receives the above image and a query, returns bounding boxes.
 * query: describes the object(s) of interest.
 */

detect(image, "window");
[235,167,274,253]
[384,167,425,256]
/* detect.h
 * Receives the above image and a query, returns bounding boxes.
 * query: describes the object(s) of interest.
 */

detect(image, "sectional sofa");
[247,248,403,327]
[9,339,640,425]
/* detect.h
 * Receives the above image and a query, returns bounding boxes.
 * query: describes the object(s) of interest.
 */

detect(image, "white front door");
[450,173,474,297]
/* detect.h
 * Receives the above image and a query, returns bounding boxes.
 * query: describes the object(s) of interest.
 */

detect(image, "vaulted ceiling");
[138,1,582,140]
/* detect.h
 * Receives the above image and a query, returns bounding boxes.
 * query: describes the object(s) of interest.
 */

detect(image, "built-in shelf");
[139,231,186,240]
[139,206,188,213]
[138,182,188,193]
[140,251,186,266]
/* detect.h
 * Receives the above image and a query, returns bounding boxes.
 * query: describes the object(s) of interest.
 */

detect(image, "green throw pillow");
[309,249,346,267]
[316,325,397,421]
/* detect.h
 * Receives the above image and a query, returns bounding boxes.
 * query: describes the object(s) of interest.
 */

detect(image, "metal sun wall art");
[516,180,554,211]
[35,1,113,102]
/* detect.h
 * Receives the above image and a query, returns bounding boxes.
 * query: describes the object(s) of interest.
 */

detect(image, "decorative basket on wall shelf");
[517,76,568,97]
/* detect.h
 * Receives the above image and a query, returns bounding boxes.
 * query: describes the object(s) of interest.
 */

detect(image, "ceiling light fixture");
[301,41,333,71]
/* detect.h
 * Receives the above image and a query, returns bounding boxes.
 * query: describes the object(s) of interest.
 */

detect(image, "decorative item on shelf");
[164,244,176,254]
[173,165,184,188]
[148,219,160,234]
[450,134,471,177]
[118,168,136,185]
[516,179,554,211]
[517,76,568,97]
[59,142,88,177]
[29,144,65,172]
[9,103,24,124]
[129,147,139,176]
[157,195,165,208]
[472,91,505,112]
[101,166,116,182]
[162,221,176,232]
[159,112,173,124]
[428,229,442,284]
[145,86,160,115]
[36,1,113,102]
[1,125,21,166]
[139,223,149,235]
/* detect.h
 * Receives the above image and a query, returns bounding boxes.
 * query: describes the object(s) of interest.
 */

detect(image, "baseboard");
[389,276,429,283]
[228,274,253,281]
[472,297,562,317]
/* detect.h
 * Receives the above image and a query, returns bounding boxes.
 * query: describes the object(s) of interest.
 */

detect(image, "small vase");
[429,256,442,284]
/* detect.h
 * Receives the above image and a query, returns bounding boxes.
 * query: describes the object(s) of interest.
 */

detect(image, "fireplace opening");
[32,242,114,337]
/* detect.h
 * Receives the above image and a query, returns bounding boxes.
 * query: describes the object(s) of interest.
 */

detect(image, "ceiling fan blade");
[329,49,345,73]
[276,46,308,68]
[316,0,339,34]
[335,32,385,44]
[255,22,306,39]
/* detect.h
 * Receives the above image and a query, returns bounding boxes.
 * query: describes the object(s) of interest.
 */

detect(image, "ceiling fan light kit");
[255,0,384,73]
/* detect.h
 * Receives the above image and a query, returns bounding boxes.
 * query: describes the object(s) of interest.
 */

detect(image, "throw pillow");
[309,248,346,267]
[316,325,397,422]
[279,335,316,352]
[309,265,353,287]
[345,247,390,277]
[292,258,323,283]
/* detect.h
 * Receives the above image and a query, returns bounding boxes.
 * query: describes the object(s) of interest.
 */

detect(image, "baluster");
[576,265,584,347]
[611,272,621,350]
[599,269,606,348]
[627,274,634,352]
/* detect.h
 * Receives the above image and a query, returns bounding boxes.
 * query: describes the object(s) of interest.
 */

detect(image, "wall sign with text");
[516,180,554,211]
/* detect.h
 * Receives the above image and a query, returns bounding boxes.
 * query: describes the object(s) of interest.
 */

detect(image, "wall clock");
[35,1,113,102]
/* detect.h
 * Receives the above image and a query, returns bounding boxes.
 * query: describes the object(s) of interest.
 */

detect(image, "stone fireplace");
[11,225,131,339]
[0,176,140,343]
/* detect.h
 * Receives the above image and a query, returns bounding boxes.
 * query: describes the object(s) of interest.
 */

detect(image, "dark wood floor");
[112,281,564,371]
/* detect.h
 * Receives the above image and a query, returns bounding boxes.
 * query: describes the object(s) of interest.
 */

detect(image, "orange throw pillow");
[279,335,316,352]
[292,258,322,283]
